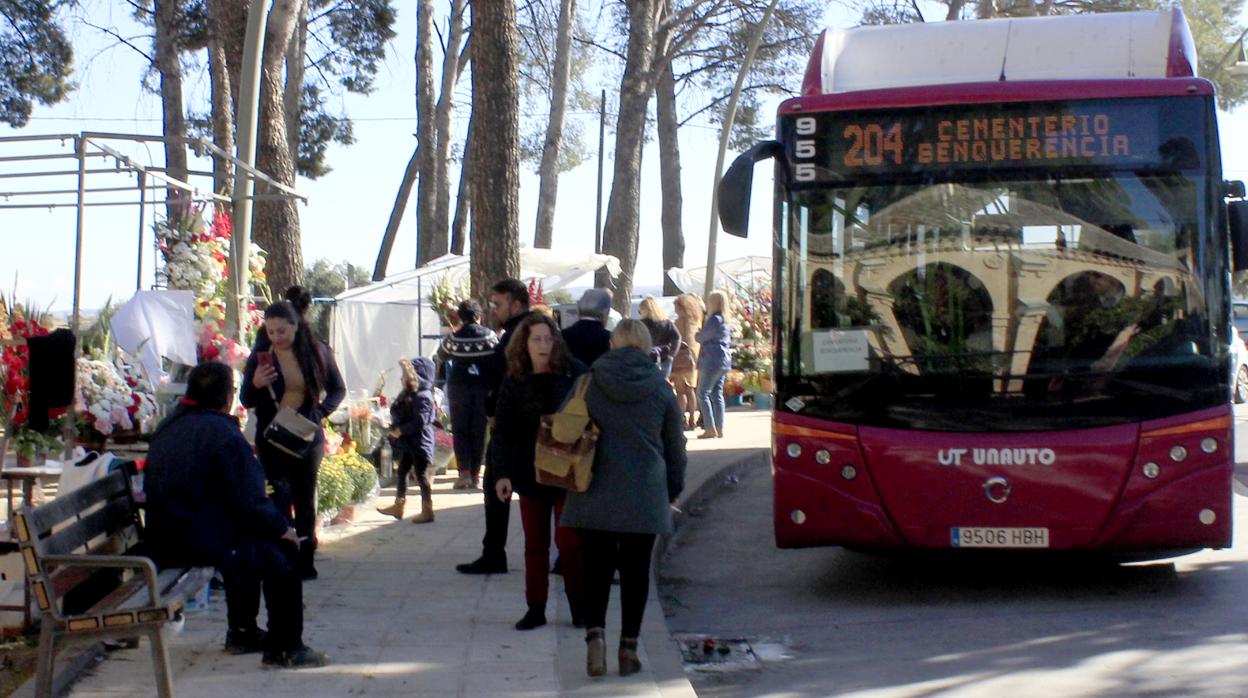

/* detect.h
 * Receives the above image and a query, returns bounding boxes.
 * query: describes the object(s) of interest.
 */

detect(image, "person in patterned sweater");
[437,299,499,489]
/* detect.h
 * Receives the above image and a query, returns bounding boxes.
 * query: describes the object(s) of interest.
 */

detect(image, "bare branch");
[80,20,153,63]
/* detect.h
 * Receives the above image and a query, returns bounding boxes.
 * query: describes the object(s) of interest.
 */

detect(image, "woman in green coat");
[561,319,687,678]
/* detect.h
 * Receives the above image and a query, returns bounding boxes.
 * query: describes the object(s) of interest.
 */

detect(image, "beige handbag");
[264,385,319,458]
[534,375,597,492]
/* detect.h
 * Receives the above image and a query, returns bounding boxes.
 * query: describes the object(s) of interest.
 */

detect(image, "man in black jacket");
[144,362,328,668]
[562,288,613,366]
[457,278,531,575]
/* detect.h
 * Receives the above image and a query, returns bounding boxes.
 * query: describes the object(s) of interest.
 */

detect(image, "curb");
[645,444,770,697]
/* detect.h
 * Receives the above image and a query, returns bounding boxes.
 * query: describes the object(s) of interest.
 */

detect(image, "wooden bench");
[12,469,213,698]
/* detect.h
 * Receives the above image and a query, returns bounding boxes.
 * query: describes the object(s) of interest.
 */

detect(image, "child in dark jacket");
[377,357,437,523]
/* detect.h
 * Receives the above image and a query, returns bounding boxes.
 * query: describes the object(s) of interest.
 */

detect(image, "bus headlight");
[786,443,802,458]
[841,465,857,481]
[1142,462,1160,479]
[814,449,831,464]
[1169,445,1188,462]
[1200,437,1218,454]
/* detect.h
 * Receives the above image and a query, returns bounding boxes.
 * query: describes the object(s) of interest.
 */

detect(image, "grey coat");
[560,347,687,535]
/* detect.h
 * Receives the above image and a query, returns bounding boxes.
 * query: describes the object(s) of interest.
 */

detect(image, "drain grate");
[673,634,792,673]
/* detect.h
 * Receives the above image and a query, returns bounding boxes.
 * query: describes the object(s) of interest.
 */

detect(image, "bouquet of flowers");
[76,358,158,436]
[156,207,267,368]
[428,276,470,327]
[1,299,49,431]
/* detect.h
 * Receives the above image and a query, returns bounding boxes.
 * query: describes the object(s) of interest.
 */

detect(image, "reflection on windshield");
[785,174,1221,431]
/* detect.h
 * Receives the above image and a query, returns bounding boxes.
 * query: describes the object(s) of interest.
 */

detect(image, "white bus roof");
[810,9,1196,95]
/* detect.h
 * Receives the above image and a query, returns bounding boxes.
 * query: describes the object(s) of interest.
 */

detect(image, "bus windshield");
[779,158,1227,432]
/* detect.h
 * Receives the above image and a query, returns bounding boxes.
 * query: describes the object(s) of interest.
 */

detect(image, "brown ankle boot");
[618,636,641,676]
[376,497,405,519]
[586,627,606,677]
[411,493,434,523]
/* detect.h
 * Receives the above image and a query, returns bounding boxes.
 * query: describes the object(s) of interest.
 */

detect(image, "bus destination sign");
[783,100,1191,182]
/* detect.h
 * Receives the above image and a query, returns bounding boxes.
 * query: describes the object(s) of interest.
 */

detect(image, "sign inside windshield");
[783,99,1200,182]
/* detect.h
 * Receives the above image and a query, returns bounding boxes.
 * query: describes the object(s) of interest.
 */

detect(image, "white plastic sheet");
[109,290,198,387]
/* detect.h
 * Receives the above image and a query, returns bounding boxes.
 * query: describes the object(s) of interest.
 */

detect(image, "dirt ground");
[0,637,37,697]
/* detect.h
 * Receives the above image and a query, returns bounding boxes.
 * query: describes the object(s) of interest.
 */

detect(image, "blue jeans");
[697,368,728,433]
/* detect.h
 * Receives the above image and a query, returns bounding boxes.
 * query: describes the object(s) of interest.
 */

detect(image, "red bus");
[718,9,1248,557]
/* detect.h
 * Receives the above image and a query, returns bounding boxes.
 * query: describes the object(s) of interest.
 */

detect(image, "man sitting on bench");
[142,361,329,669]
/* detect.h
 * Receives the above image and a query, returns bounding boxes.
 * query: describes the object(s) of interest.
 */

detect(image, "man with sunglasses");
[456,278,531,574]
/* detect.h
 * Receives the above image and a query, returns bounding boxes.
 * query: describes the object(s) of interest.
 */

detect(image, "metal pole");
[704,0,780,298]
[68,134,87,457]
[594,89,607,288]
[136,172,147,291]
[72,135,87,337]
[227,0,270,341]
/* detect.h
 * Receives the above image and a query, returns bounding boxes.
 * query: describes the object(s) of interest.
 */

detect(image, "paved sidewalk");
[34,408,771,698]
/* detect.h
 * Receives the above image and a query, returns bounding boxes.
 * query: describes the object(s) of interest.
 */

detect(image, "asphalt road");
[658,408,1248,698]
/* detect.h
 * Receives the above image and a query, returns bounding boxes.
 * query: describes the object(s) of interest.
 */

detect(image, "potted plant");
[723,370,745,407]
[7,424,61,466]
[741,368,774,410]
[320,444,379,525]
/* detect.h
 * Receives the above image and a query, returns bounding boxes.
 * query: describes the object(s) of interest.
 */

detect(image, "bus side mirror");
[718,141,783,238]
[1230,200,1248,272]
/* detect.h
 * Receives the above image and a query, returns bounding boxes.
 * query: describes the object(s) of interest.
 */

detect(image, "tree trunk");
[284,0,308,163]
[533,0,577,249]
[416,0,438,265]
[434,0,467,259]
[210,0,247,102]
[468,0,520,299]
[450,116,472,256]
[154,0,189,218]
[375,145,420,280]
[253,0,304,296]
[656,59,684,296]
[601,0,661,312]
[208,36,234,198]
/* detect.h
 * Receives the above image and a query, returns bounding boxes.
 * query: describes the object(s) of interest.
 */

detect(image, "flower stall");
[0,298,66,464]
[732,286,774,409]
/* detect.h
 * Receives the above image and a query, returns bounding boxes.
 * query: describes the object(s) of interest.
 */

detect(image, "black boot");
[455,555,507,574]
[514,606,546,631]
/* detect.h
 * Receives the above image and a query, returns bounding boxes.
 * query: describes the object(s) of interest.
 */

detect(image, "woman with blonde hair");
[638,296,681,379]
[562,319,686,677]
[695,290,733,439]
[671,294,703,430]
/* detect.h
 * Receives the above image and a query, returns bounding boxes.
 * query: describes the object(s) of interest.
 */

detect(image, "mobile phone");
[257,351,274,368]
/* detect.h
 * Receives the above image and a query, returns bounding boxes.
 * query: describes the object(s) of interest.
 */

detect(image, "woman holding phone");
[241,300,346,580]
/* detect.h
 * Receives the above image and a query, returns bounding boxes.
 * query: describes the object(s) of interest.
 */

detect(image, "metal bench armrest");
[40,554,161,606]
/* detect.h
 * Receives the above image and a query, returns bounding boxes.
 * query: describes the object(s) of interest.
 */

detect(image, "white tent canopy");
[332,249,621,396]
[666,255,771,295]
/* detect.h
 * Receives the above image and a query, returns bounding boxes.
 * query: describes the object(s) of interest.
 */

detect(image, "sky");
[3,3,1248,314]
